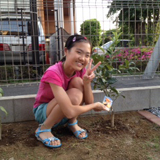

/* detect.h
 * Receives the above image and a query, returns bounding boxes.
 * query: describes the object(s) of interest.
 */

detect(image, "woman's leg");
[67,77,87,138]
[35,77,85,146]
[45,77,84,127]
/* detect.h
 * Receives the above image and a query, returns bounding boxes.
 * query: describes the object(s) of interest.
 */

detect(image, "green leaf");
[129,61,136,66]
[125,59,129,68]
[119,65,126,70]
[106,49,113,55]
[110,86,119,95]
[106,64,113,71]
[98,46,105,53]
[107,78,117,84]
[104,71,110,77]
[92,54,105,65]
[0,106,8,116]
[99,78,105,86]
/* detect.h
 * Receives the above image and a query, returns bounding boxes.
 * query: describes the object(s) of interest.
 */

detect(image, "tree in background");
[107,0,160,46]
[154,20,160,43]
[80,19,101,47]
[101,29,117,45]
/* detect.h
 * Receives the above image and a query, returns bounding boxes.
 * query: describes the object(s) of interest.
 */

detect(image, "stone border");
[1,86,160,123]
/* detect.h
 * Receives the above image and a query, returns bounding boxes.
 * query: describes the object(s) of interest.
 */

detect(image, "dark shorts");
[33,103,69,128]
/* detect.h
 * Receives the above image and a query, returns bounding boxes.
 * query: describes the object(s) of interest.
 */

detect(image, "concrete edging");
[0,86,160,123]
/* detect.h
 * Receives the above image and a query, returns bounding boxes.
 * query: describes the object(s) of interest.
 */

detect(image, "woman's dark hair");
[65,34,92,50]
[61,34,92,62]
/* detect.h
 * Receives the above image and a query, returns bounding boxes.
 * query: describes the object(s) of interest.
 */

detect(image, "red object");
[46,52,50,64]
[27,44,45,51]
[39,44,45,51]
[93,49,98,53]
[0,43,11,51]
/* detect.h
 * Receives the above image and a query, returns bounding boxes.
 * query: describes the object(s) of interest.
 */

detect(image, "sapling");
[0,88,8,140]
[92,53,123,127]
[92,31,139,127]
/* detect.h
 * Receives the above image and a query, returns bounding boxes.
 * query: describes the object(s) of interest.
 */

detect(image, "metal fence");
[0,0,160,86]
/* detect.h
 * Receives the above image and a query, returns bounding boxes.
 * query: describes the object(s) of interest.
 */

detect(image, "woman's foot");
[68,120,88,139]
[35,126,61,148]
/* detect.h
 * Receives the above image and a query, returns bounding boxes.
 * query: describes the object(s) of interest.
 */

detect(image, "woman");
[33,34,108,148]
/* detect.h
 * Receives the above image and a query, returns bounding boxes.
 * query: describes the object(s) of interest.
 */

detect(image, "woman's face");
[65,42,91,71]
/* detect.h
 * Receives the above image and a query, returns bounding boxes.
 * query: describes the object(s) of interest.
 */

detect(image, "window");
[0,0,15,12]
[0,0,30,12]
[0,19,29,35]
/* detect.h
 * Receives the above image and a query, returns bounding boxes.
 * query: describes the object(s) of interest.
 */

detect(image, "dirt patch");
[0,111,160,160]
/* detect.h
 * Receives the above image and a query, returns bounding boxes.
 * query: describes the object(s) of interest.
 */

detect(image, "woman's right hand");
[93,102,108,112]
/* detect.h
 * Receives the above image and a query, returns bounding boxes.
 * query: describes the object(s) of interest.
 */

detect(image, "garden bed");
[0,111,160,160]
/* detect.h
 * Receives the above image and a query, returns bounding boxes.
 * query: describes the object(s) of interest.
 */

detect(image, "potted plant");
[0,88,8,140]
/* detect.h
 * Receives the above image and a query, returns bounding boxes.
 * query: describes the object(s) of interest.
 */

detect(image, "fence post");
[30,0,40,75]
[143,35,160,79]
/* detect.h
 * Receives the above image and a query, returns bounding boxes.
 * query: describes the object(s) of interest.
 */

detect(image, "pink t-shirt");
[33,61,86,108]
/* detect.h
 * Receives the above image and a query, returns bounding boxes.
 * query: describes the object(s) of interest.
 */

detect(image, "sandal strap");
[43,137,59,145]
[74,129,86,137]
[67,121,88,139]
[68,120,78,126]
[35,126,62,148]
[36,127,51,137]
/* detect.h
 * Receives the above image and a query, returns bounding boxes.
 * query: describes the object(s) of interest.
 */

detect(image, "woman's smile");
[76,61,84,68]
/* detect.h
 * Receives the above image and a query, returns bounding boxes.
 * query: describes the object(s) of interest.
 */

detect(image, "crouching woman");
[33,34,108,148]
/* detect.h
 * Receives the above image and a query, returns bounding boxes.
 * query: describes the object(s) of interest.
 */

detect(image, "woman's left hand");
[83,59,101,84]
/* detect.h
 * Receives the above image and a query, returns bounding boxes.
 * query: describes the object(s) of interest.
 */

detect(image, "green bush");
[80,19,102,46]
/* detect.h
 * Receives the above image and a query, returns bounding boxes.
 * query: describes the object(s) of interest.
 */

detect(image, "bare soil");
[0,111,160,160]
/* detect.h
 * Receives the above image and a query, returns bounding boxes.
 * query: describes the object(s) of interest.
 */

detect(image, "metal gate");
[0,0,160,85]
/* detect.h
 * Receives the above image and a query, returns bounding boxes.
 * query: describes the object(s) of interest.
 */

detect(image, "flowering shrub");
[107,47,153,72]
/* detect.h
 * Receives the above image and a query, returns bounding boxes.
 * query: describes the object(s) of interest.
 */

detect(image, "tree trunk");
[111,111,115,128]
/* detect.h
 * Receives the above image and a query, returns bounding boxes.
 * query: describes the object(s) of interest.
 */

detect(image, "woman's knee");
[68,77,83,92]
[67,88,83,105]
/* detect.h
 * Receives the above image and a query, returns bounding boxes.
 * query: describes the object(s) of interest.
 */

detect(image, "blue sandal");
[35,126,62,148]
[68,120,88,139]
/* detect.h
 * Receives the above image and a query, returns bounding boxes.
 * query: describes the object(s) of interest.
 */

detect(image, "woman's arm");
[83,59,101,104]
[49,83,106,119]
[83,81,94,104]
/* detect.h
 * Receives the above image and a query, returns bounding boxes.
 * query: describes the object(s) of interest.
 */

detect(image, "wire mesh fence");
[0,0,160,86]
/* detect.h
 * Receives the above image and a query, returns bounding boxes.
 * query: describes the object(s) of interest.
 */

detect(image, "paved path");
[1,76,160,96]
[114,76,160,88]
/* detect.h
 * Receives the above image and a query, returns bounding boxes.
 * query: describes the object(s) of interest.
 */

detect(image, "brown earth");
[0,111,160,160]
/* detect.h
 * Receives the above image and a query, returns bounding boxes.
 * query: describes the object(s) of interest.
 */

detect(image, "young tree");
[92,30,138,127]
[80,19,102,47]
